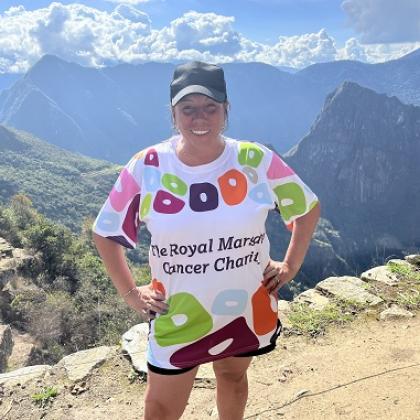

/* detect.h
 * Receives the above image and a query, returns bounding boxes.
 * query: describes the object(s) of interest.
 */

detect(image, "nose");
[193,107,207,118]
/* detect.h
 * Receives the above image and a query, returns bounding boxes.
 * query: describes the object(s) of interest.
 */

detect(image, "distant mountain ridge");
[285,81,420,269]
[0,124,119,232]
[0,51,419,163]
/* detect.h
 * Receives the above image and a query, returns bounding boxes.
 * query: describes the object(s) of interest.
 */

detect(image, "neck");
[176,135,225,166]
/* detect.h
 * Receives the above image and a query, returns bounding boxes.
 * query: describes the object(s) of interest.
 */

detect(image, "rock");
[0,238,13,258]
[56,345,117,382]
[0,324,13,373]
[121,323,149,374]
[277,300,292,313]
[316,276,383,306]
[294,289,331,310]
[361,266,400,286]
[0,365,51,388]
[7,331,36,371]
[0,238,34,287]
[379,306,415,321]
[387,259,412,268]
[405,254,420,266]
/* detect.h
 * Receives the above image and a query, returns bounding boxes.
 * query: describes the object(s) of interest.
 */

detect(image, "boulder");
[278,300,292,313]
[121,323,216,379]
[121,323,149,374]
[316,276,383,306]
[56,345,117,382]
[405,254,420,266]
[361,266,400,286]
[294,289,331,310]
[0,364,51,388]
[7,331,36,371]
[379,306,415,321]
[0,324,13,373]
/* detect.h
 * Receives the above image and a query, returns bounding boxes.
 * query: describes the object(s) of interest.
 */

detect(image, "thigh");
[144,365,199,418]
[212,356,253,381]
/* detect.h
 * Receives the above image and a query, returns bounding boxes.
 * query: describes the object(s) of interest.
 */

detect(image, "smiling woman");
[92,60,320,420]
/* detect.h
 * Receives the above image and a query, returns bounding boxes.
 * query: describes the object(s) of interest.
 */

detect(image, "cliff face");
[285,81,420,268]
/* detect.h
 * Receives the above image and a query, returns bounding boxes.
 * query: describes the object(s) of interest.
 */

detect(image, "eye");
[205,105,217,114]
[182,106,194,116]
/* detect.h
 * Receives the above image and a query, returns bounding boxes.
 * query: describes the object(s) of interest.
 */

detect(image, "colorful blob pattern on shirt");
[93,140,318,248]
[92,139,319,368]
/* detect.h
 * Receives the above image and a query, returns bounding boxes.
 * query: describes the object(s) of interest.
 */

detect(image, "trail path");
[2,314,419,419]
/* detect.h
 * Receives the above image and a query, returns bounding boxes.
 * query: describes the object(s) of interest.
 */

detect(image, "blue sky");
[0,0,354,43]
[0,0,419,73]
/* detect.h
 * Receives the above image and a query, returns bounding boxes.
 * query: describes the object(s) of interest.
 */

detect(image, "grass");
[31,386,58,408]
[287,303,354,337]
[386,261,420,282]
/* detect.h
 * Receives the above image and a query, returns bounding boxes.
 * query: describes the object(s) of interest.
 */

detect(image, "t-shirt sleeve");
[92,152,144,249]
[266,149,319,230]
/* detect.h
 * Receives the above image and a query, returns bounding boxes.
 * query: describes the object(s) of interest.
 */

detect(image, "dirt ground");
[1,314,419,420]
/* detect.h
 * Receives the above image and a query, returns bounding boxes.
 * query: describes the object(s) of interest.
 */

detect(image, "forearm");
[93,233,137,296]
[283,202,320,274]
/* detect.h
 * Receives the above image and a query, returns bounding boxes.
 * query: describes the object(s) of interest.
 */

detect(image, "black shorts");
[147,319,282,376]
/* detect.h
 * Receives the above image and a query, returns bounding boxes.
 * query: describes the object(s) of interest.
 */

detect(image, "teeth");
[191,130,210,135]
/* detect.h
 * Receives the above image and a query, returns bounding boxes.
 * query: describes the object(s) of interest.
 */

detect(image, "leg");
[144,365,199,420]
[212,356,253,420]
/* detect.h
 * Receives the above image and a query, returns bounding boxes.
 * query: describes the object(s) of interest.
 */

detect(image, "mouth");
[190,129,210,136]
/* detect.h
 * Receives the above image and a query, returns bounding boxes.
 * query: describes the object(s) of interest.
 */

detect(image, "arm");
[93,233,168,318]
[263,201,321,294]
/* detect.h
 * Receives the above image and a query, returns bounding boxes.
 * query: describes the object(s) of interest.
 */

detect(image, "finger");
[149,300,169,314]
[150,291,166,301]
[262,269,279,285]
[266,275,280,292]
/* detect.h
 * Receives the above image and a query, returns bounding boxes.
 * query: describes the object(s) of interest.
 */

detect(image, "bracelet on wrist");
[122,286,138,298]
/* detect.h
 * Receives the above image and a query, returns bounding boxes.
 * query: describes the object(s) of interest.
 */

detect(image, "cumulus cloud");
[0,2,418,74]
[342,0,420,44]
[251,29,338,68]
[169,11,242,55]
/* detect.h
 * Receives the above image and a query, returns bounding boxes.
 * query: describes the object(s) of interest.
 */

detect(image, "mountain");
[0,73,21,93]
[0,124,120,232]
[1,52,419,163]
[285,81,420,269]
[0,123,348,295]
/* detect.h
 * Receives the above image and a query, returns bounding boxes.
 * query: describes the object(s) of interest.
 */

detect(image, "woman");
[93,61,320,420]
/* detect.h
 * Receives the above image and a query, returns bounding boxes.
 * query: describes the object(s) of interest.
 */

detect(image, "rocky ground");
[1,239,420,419]
[0,314,419,420]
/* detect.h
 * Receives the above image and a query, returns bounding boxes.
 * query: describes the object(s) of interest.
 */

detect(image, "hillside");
[0,125,119,232]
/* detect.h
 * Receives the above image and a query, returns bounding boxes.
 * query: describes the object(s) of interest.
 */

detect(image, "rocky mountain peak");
[285,81,420,248]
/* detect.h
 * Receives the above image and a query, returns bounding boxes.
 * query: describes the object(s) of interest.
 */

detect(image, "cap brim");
[171,85,226,106]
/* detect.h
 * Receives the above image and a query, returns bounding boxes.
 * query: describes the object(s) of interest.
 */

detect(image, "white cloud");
[0,2,418,74]
[169,11,242,55]
[336,37,420,63]
[342,0,420,44]
[249,29,338,68]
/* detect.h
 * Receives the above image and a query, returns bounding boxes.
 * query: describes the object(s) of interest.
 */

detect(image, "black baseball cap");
[170,61,227,106]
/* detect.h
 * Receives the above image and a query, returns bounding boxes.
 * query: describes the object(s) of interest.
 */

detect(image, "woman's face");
[173,94,226,142]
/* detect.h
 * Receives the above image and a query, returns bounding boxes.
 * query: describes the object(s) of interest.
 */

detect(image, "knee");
[144,398,177,420]
[214,368,248,387]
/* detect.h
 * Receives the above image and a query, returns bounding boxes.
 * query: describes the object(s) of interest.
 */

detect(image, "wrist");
[121,286,138,298]
[282,260,300,276]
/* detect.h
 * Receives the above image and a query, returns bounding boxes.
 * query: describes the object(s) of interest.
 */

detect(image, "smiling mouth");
[191,129,210,136]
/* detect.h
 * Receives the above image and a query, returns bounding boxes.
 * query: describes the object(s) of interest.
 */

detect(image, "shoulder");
[225,137,275,169]
[130,136,175,162]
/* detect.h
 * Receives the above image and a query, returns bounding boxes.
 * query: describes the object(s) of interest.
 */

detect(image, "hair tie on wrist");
[122,286,137,298]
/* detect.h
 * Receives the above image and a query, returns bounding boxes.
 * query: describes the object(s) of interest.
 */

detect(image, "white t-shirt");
[93,136,318,370]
